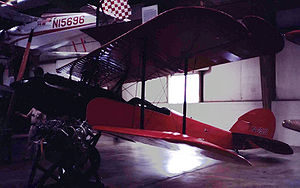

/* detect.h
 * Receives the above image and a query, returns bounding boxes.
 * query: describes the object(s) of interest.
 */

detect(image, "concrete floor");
[1,134,300,187]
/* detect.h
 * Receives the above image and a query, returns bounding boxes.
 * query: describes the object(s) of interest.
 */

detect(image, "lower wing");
[93,125,252,166]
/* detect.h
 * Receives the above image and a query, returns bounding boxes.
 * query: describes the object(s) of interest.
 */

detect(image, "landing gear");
[27,120,104,187]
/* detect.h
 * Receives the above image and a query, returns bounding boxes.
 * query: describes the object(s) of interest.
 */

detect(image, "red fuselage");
[87,98,234,149]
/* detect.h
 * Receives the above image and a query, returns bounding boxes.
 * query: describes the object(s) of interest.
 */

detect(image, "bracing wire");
[144,73,169,127]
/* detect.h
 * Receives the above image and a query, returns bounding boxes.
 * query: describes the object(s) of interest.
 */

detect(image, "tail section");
[230,109,293,155]
[230,108,275,139]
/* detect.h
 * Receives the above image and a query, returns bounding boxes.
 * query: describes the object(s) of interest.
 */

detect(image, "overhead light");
[17,0,26,3]
[8,26,19,32]
[0,0,13,7]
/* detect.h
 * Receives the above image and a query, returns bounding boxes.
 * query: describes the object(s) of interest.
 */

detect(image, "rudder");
[230,108,275,139]
[230,108,293,154]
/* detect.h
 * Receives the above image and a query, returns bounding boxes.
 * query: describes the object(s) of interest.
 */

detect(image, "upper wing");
[0,5,38,30]
[92,125,251,166]
[81,19,141,46]
[57,6,284,87]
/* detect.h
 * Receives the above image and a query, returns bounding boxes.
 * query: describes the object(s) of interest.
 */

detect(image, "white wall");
[205,57,261,101]
[276,40,300,99]
[122,39,300,146]
[273,101,300,146]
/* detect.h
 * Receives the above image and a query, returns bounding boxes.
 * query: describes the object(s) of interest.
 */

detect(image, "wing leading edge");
[57,6,284,87]
[93,125,251,166]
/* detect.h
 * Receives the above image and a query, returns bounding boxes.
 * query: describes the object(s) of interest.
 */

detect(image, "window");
[168,74,199,104]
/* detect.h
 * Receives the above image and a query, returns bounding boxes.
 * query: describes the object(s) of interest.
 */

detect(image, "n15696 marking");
[52,16,85,28]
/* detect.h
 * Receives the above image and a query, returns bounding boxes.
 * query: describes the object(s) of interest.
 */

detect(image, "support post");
[17,29,34,81]
[96,1,100,28]
[140,40,147,129]
[72,41,77,52]
[80,38,87,52]
[199,71,204,102]
[182,57,188,134]
[260,54,276,109]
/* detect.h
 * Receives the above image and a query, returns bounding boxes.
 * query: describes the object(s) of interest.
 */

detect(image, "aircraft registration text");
[52,16,85,28]
[250,126,269,136]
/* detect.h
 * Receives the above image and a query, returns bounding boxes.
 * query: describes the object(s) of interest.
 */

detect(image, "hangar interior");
[122,40,300,146]
[1,0,300,187]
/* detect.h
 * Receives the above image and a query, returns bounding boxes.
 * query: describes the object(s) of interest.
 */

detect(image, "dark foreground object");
[27,120,103,187]
[1,135,300,187]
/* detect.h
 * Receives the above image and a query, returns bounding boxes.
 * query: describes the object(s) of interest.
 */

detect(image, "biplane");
[15,6,293,170]
[56,6,295,166]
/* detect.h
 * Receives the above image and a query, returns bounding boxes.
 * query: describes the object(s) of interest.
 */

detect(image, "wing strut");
[140,39,147,129]
[96,1,100,27]
[182,57,188,134]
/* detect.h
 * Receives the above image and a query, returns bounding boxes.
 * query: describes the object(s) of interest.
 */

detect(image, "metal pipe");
[182,57,188,134]
[140,40,147,129]
[72,41,77,52]
[96,1,100,27]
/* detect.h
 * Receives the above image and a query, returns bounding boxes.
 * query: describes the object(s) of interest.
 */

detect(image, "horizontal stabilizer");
[232,133,293,155]
[230,109,293,154]
[92,125,251,166]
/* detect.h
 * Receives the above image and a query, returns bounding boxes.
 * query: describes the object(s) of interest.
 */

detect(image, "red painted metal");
[80,38,87,52]
[87,98,233,149]
[87,97,282,151]
[87,98,254,164]
[57,6,284,86]
[230,108,275,139]
[71,6,291,164]
[72,41,77,52]
[87,98,294,163]
[94,125,251,166]
[82,19,141,45]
